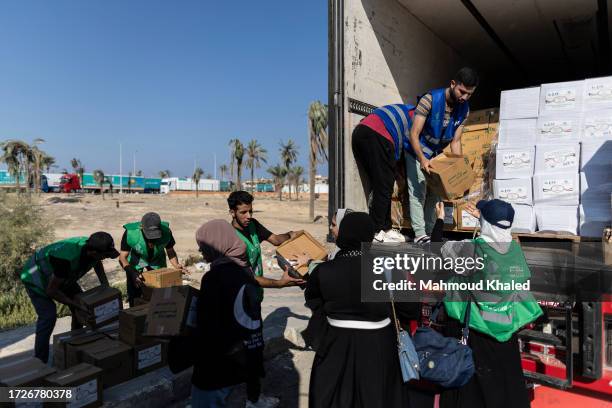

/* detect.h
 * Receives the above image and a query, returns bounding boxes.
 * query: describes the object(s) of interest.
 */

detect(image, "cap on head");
[86,232,120,259]
[476,199,514,229]
[141,212,162,240]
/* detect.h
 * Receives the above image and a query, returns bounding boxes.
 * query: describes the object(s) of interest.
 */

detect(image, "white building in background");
[160,177,220,194]
[282,183,329,194]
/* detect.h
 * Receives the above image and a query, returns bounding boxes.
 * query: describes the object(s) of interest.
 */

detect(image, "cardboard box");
[535,205,578,235]
[495,147,535,179]
[427,153,475,200]
[464,107,499,126]
[534,143,580,174]
[80,338,133,389]
[145,285,199,337]
[580,171,612,204]
[498,119,537,148]
[510,204,536,233]
[533,172,579,206]
[142,268,183,288]
[539,80,584,115]
[276,231,327,277]
[457,203,480,231]
[132,340,168,376]
[583,76,612,111]
[579,204,611,237]
[74,286,122,329]
[536,114,581,144]
[134,297,149,306]
[52,323,119,369]
[44,363,103,408]
[581,109,612,141]
[493,178,533,205]
[580,141,612,172]
[500,87,540,120]
[119,304,150,346]
[65,333,109,369]
[0,356,56,387]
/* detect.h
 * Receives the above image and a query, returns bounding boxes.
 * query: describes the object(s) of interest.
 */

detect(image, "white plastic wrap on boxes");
[535,114,581,143]
[579,204,611,237]
[493,178,533,205]
[534,143,580,174]
[580,141,612,172]
[583,76,612,111]
[498,119,537,148]
[535,205,578,235]
[495,147,535,179]
[580,171,612,202]
[500,87,540,119]
[539,80,584,115]
[510,204,536,233]
[580,109,612,141]
[533,172,579,206]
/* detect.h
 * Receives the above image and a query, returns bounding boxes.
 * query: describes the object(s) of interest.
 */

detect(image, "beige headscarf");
[195,219,248,267]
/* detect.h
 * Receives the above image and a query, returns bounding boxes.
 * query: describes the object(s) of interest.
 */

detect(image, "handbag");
[390,297,420,382]
[412,302,475,388]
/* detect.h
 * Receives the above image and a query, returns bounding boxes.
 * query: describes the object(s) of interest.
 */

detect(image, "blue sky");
[0,0,327,179]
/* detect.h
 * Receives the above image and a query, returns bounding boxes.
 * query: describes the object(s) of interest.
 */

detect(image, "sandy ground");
[38,192,331,287]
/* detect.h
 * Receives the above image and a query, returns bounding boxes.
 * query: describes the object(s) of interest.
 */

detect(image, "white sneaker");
[414,235,431,243]
[384,229,407,243]
[373,230,387,242]
[245,395,280,408]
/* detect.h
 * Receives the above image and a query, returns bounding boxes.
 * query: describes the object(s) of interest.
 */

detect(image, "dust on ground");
[38,192,331,287]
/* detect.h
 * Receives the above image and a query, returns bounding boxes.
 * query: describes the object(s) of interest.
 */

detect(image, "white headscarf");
[478,216,513,254]
[329,208,353,260]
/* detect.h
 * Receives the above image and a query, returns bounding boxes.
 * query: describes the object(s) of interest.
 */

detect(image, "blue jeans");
[191,385,234,408]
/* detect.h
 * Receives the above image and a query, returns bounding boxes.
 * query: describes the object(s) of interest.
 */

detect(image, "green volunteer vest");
[444,237,543,342]
[235,222,264,301]
[20,237,94,297]
[123,221,172,271]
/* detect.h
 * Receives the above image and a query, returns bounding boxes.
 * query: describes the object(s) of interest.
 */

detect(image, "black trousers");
[125,269,143,307]
[351,124,396,232]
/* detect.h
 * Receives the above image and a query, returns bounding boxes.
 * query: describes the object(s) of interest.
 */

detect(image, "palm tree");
[308,101,328,220]
[136,170,143,177]
[267,164,287,201]
[290,166,304,200]
[193,167,204,197]
[93,169,106,199]
[219,164,228,181]
[158,170,168,179]
[42,154,56,173]
[246,140,267,193]
[229,139,245,190]
[29,139,46,194]
[279,139,298,199]
[0,140,31,192]
[71,158,85,188]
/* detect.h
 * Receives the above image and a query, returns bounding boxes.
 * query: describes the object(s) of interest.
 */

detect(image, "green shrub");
[0,287,71,332]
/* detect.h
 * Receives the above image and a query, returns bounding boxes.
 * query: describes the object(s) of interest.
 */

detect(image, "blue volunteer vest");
[406,88,469,159]
[370,104,415,160]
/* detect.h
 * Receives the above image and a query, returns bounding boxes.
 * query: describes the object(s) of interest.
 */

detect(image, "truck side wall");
[343,0,465,211]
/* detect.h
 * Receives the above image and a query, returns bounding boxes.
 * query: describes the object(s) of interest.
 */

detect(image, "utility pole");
[133,151,137,177]
[119,143,123,194]
[214,153,217,179]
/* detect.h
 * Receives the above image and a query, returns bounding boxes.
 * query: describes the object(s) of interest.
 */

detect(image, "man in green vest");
[118,212,185,306]
[228,191,305,290]
[20,231,119,363]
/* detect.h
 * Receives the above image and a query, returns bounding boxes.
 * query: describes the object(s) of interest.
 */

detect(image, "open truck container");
[328,1,612,405]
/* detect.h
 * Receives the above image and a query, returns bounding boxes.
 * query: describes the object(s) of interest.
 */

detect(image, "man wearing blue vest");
[406,67,478,243]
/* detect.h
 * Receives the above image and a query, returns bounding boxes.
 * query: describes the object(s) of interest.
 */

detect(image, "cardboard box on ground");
[276,231,327,278]
[74,286,122,329]
[145,285,199,337]
[80,338,133,388]
[0,356,56,387]
[53,322,119,369]
[45,363,103,408]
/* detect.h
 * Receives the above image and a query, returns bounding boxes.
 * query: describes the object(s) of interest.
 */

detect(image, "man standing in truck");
[406,67,478,243]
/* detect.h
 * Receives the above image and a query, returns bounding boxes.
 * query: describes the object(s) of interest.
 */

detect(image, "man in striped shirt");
[406,67,477,242]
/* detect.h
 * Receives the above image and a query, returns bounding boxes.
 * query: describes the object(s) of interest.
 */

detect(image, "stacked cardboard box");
[0,356,56,387]
[74,286,122,329]
[80,338,133,388]
[45,363,103,408]
[52,322,119,369]
[145,285,199,337]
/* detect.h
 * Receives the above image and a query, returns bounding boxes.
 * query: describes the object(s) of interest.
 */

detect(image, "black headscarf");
[335,212,375,250]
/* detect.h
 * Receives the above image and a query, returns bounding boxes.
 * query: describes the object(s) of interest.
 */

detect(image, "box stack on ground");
[495,76,612,238]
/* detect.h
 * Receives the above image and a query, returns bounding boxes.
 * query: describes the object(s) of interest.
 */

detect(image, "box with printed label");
[495,147,535,179]
[74,286,122,329]
[533,173,579,206]
[493,178,533,205]
[119,304,149,346]
[579,204,611,238]
[132,340,168,376]
[535,115,581,144]
[539,80,584,115]
[535,205,578,235]
[276,231,327,278]
[44,363,103,408]
[145,285,199,337]
[580,140,612,172]
[498,119,536,147]
[0,357,56,387]
[64,334,109,369]
[80,338,133,389]
[500,87,540,119]
[580,109,612,141]
[52,322,119,369]
[426,153,475,200]
[534,143,580,174]
[464,108,499,126]
[457,203,480,231]
[510,204,536,233]
[142,268,183,288]
[583,76,612,110]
